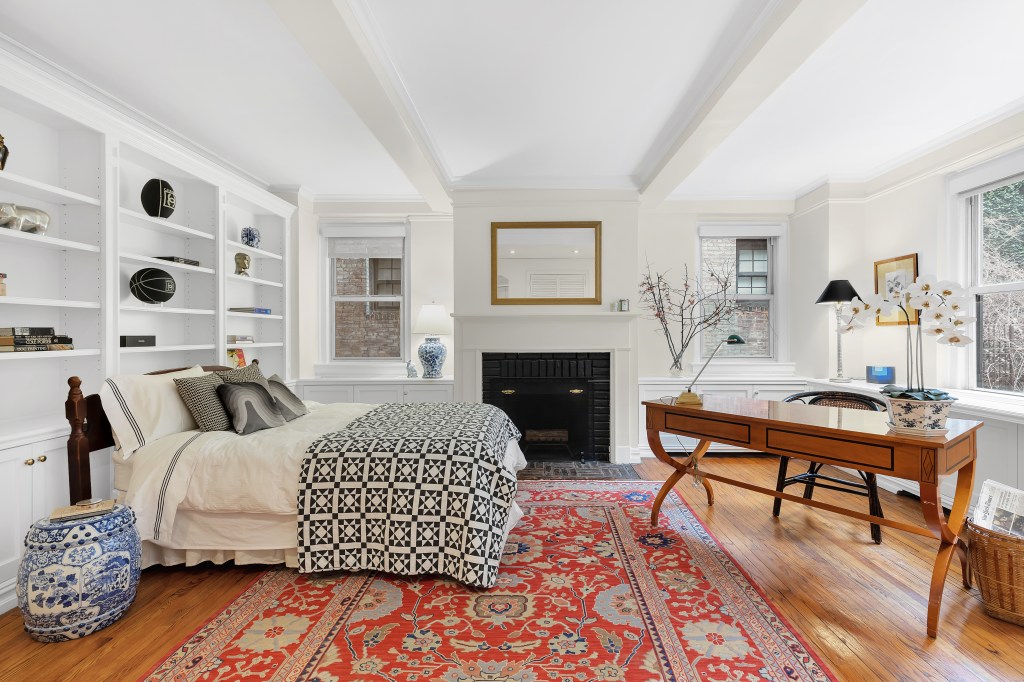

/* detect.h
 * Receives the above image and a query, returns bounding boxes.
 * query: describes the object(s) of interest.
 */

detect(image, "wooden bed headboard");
[65,363,250,503]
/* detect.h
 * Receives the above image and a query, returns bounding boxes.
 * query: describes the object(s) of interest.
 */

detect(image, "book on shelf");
[155,256,201,266]
[227,335,255,343]
[49,499,116,522]
[227,348,247,368]
[47,343,75,351]
[0,345,51,352]
[0,335,72,345]
[228,307,272,314]
[0,327,55,336]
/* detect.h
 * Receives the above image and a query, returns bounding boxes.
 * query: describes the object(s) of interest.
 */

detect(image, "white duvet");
[124,402,528,546]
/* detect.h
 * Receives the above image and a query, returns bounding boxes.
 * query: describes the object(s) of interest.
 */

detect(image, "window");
[528,272,587,298]
[327,234,407,361]
[700,234,776,359]
[966,175,1024,394]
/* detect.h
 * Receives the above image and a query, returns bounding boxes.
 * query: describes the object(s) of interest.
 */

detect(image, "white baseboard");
[1,579,16,617]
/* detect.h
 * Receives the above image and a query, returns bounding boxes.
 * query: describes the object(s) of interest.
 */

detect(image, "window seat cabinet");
[296,378,454,405]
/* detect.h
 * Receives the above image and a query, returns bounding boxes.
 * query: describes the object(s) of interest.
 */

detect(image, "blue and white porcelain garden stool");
[17,504,142,642]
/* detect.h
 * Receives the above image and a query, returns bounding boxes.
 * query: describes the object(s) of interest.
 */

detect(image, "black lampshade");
[815,279,859,304]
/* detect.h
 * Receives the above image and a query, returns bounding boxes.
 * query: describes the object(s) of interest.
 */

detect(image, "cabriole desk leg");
[920,456,976,638]
[648,430,713,527]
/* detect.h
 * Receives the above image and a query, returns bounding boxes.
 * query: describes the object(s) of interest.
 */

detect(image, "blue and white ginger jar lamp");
[413,303,453,379]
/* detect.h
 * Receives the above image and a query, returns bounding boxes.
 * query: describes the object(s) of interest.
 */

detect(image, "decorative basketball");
[129,268,176,303]
[141,178,176,218]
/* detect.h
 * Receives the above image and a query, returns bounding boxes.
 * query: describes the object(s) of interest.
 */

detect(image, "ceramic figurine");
[0,133,8,171]
[241,226,261,249]
[0,203,49,234]
[406,360,418,378]
[234,252,252,277]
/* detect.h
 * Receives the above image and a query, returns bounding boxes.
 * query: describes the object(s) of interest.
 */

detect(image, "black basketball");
[141,178,176,218]
[129,268,176,303]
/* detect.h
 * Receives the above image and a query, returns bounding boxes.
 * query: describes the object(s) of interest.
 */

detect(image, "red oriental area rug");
[144,481,834,681]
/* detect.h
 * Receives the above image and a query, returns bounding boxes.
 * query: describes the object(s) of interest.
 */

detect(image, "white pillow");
[99,365,205,458]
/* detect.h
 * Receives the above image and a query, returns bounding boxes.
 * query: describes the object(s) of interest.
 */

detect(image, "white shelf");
[226,342,284,349]
[226,311,283,320]
[0,349,100,361]
[226,240,282,261]
[0,228,99,253]
[226,274,283,288]
[0,296,100,309]
[119,208,215,241]
[120,253,214,275]
[0,171,101,206]
[119,344,216,354]
[120,304,216,315]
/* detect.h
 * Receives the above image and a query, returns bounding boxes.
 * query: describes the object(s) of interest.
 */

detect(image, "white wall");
[409,215,455,366]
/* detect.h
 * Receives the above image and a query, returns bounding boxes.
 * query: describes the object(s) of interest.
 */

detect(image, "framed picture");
[874,253,918,325]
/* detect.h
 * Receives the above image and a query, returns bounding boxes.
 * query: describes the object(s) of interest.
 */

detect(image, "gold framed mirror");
[491,221,602,305]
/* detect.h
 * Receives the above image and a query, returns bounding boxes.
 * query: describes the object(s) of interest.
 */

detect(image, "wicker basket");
[967,519,1024,626]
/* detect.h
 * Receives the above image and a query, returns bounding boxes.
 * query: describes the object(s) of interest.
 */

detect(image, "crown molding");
[270,184,315,202]
[451,187,640,207]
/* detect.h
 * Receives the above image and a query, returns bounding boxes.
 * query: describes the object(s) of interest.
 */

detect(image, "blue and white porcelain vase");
[17,504,142,642]
[418,335,447,379]
[240,226,261,249]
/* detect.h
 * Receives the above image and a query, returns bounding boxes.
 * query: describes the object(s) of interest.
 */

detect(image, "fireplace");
[482,352,610,461]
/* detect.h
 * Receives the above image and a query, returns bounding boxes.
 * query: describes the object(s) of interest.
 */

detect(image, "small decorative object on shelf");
[0,272,6,296]
[234,252,252,277]
[17,503,142,642]
[227,348,247,368]
[141,178,175,218]
[618,298,630,312]
[155,256,201,267]
[119,335,156,348]
[0,203,50,234]
[241,226,261,248]
[639,263,739,376]
[0,133,8,170]
[228,307,272,314]
[413,303,453,379]
[865,365,896,384]
[227,334,254,345]
[406,360,418,378]
[849,275,974,434]
[129,267,176,303]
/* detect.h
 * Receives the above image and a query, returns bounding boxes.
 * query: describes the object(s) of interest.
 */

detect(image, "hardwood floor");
[1,456,1021,681]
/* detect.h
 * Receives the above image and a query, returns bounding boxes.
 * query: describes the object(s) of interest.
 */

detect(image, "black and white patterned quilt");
[296,402,521,588]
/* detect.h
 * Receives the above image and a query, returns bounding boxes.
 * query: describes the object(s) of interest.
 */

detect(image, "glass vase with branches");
[639,262,739,375]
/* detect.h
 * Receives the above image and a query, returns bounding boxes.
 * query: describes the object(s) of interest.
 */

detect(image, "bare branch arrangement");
[639,262,739,373]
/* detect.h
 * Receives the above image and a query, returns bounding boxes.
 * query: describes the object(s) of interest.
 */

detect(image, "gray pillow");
[216,363,269,391]
[268,374,309,422]
[217,381,286,435]
[174,373,231,431]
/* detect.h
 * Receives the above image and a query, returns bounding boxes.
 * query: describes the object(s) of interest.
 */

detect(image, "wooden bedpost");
[66,376,92,503]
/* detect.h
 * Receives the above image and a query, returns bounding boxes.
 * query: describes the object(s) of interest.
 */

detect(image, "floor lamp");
[816,279,859,383]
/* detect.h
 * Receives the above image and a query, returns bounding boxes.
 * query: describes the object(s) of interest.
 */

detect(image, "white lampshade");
[413,303,453,335]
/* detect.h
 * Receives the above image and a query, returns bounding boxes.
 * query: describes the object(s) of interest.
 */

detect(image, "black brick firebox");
[481,352,610,461]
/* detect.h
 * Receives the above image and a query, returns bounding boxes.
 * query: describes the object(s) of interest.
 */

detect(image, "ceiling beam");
[640,0,866,205]
[267,0,451,212]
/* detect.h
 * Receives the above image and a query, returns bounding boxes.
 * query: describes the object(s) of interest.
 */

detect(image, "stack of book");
[227,334,254,345]
[0,326,74,352]
[0,272,6,296]
[155,256,201,267]
[228,307,272,315]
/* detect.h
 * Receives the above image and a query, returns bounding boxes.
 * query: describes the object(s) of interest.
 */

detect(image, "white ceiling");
[2,1,1023,201]
[0,0,417,198]
[672,0,1024,198]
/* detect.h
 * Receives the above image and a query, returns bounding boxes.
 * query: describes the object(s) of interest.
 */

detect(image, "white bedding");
[121,401,527,566]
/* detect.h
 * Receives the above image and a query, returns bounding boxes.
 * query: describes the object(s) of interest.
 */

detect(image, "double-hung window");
[324,225,408,362]
[698,225,784,359]
[964,175,1024,394]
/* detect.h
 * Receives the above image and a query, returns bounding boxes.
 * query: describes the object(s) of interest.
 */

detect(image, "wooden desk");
[644,396,983,638]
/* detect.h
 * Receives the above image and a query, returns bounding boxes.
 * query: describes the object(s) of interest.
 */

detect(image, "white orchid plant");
[845,275,975,402]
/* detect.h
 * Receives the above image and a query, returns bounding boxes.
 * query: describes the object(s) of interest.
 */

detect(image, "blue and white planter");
[418,335,447,379]
[885,397,955,435]
[17,504,142,642]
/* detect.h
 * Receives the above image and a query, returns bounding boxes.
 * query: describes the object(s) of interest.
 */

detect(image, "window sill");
[314,360,409,378]
[686,360,798,378]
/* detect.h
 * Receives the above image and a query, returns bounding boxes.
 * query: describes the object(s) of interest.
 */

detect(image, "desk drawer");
[766,428,894,471]
[665,413,751,444]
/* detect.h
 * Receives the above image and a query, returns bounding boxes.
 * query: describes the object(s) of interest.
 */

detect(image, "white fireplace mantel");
[454,312,639,464]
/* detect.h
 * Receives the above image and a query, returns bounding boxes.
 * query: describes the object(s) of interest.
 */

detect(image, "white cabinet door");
[0,445,35,596]
[752,384,807,402]
[33,437,73,515]
[404,384,454,403]
[302,384,355,404]
[353,385,405,404]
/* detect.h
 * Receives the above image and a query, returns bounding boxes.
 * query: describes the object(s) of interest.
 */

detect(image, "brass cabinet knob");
[24,458,34,466]
[501,389,516,395]
[38,455,47,462]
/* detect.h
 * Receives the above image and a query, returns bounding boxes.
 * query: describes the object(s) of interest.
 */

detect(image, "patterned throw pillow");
[174,373,231,432]
[217,382,286,435]
[267,374,309,422]
[216,363,269,391]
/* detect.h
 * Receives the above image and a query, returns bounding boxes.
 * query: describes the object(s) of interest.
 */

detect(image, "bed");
[64,364,527,588]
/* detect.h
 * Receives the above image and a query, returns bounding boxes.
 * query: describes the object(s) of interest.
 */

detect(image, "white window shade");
[330,237,403,259]
[529,273,587,298]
